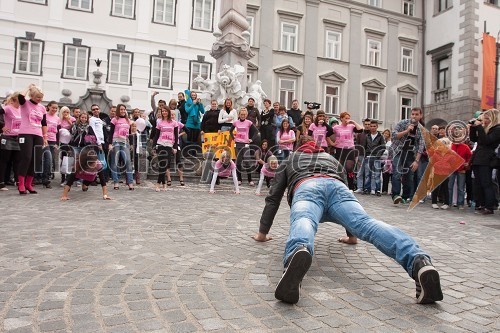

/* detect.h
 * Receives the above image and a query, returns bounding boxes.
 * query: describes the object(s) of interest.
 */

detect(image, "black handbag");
[0,135,20,151]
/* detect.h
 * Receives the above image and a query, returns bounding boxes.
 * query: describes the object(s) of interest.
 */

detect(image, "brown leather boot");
[135,172,141,185]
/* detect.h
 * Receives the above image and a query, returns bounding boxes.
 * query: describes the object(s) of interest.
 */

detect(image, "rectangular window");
[281,22,298,52]
[108,51,132,84]
[279,78,296,108]
[401,97,412,120]
[68,0,92,11]
[367,39,381,67]
[15,39,43,75]
[193,0,213,31]
[369,0,381,7]
[63,45,89,79]
[112,0,135,18]
[19,0,46,4]
[325,86,340,115]
[154,0,175,25]
[366,92,379,120]
[437,58,449,89]
[190,61,211,90]
[150,56,173,89]
[439,0,450,12]
[325,31,341,60]
[245,16,254,46]
[401,47,413,73]
[403,0,414,16]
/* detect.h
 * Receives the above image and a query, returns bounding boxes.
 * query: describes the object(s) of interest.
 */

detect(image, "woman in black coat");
[469,109,500,215]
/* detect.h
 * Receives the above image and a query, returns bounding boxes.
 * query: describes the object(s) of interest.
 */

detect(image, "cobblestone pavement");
[0,180,498,333]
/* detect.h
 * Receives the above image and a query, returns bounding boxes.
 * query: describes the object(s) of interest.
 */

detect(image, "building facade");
[0,0,220,112]
[423,0,500,125]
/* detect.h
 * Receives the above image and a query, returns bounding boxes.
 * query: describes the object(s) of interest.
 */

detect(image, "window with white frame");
[245,16,254,46]
[281,22,298,52]
[68,0,92,11]
[438,0,451,12]
[437,57,449,89]
[193,0,214,31]
[401,47,413,73]
[401,97,412,120]
[153,0,175,25]
[150,56,173,89]
[279,78,296,108]
[190,61,211,90]
[325,86,340,115]
[325,31,341,60]
[369,0,381,7]
[367,39,381,67]
[15,39,43,75]
[403,0,414,16]
[108,50,132,84]
[112,0,135,18]
[63,45,89,79]
[366,92,380,120]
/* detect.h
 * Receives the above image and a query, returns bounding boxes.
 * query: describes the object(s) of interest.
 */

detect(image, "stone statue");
[193,63,268,110]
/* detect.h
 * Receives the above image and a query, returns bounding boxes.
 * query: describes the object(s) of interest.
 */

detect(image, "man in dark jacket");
[362,120,386,195]
[252,136,443,305]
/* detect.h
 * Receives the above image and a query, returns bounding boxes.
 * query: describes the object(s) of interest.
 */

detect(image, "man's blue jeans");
[363,157,382,192]
[110,142,134,184]
[391,152,415,199]
[448,172,466,206]
[356,156,365,190]
[286,178,428,277]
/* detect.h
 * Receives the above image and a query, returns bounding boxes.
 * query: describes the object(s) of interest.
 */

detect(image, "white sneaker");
[440,205,449,210]
[432,204,439,209]
[354,189,362,193]
[370,190,375,195]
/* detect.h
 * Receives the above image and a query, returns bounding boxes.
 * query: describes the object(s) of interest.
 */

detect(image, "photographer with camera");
[468,109,500,215]
[390,107,425,205]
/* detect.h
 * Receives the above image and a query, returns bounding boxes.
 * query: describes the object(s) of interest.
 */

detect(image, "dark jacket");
[246,106,261,127]
[287,108,302,129]
[364,131,386,157]
[201,109,221,133]
[178,100,187,124]
[259,151,346,234]
[470,124,500,166]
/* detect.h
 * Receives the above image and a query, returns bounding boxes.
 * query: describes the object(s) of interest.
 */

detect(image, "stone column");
[303,0,320,101]
[347,9,363,119]
[210,0,255,91]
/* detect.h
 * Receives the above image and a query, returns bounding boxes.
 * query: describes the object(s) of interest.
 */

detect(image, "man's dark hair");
[248,97,255,102]
[370,120,378,125]
[411,107,423,114]
[438,125,446,130]
[363,118,371,123]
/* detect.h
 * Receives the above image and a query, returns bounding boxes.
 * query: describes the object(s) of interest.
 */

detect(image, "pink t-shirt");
[232,119,253,143]
[18,99,46,137]
[308,123,331,148]
[156,119,177,147]
[277,130,295,151]
[111,117,130,140]
[261,163,276,178]
[215,160,236,178]
[60,117,75,130]
[2,105,21,137]
[45,113,61,142]
[333,124,356,149]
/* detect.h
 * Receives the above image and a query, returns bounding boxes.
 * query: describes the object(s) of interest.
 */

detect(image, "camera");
[304,101,321,110]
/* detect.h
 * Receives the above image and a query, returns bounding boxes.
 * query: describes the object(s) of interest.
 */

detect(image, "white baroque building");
[6,1,496,129]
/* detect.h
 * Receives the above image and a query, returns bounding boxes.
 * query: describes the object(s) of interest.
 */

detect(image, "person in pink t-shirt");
[152,106,179,191]
[209,150,240,194]
[230,107,259,186]
[0,92,21,191]
[277,119,296,162]
[307,110,334,149]
[58,106,75,185]
[255,156,279,196]
[17,84,47,195]
[108,104,134,190]
[38,101,60,188]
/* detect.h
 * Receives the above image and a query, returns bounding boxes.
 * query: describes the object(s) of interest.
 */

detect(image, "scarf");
[135,131,142,154]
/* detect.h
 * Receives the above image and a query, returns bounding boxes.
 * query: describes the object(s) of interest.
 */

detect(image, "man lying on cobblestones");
[253,135,443,305]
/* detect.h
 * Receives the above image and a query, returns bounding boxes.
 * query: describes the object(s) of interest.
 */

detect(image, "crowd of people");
[0,84,499,214]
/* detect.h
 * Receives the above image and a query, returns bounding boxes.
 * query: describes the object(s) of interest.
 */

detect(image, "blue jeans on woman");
[448,171,466,206]
[285,177,429,277]
[110,142,133,184]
